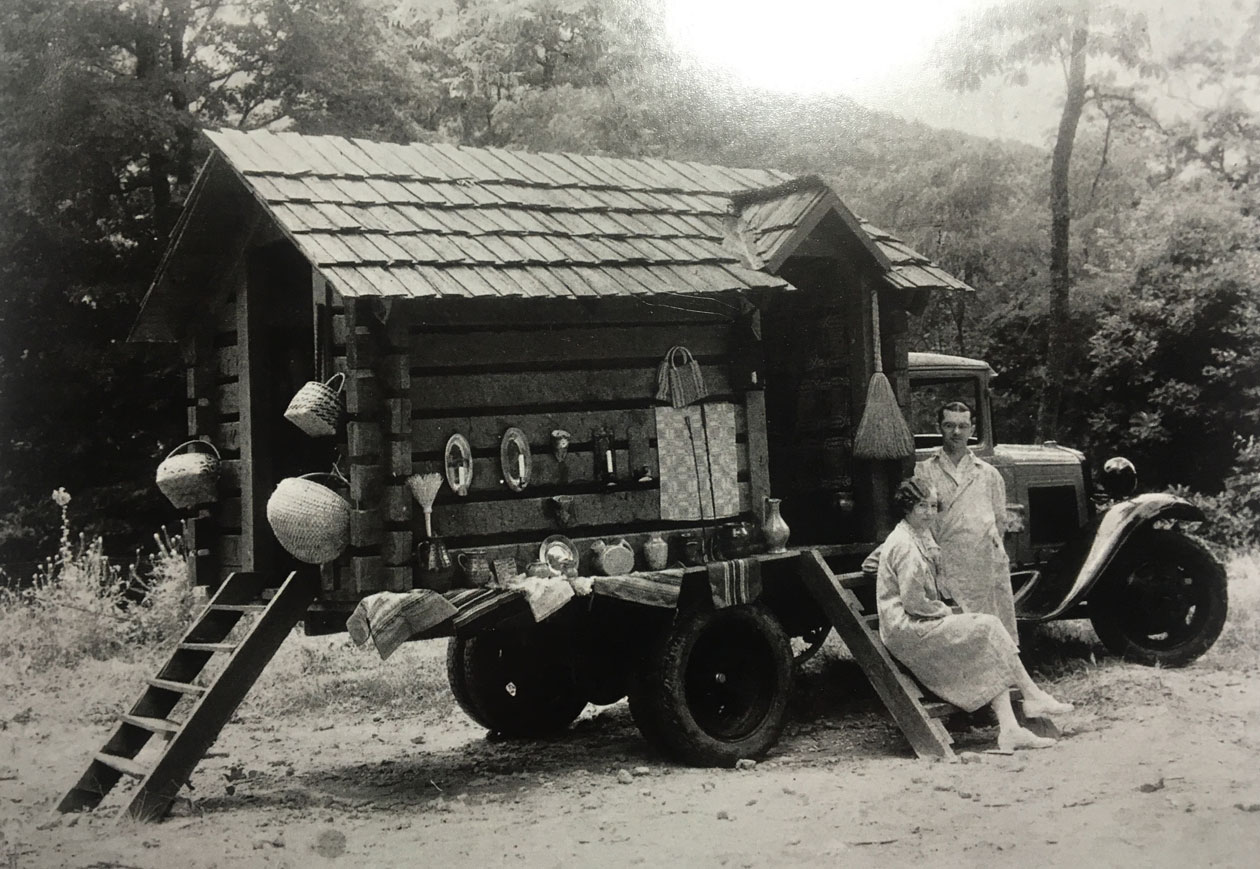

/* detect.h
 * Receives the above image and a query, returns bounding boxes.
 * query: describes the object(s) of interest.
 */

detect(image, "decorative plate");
[444,433,473,496]
[539,534,578,573]
[500,426,532,492]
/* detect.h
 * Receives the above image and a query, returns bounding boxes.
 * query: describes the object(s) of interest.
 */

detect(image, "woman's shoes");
[1021,696,1075,718]
[998,726,1057,751]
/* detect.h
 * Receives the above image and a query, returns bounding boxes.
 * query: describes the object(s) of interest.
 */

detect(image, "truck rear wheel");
[629,604,793,767]
[1088,530,1228,668]
[446,630,587,736]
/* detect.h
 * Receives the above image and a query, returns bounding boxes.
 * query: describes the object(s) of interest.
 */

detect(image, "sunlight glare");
[663,0,990,96]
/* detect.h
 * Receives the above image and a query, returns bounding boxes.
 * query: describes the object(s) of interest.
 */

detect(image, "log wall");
[316,296,769,599]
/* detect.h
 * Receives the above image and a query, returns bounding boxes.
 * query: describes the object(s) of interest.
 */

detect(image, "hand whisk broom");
[407,472,445,537]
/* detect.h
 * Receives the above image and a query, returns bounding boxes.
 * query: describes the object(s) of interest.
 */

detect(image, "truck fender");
[1019,493,1206,621]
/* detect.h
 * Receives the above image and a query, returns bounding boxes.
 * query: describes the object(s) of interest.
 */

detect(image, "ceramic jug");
[762,497,790,554]
[643,532,669,571]
[592,538,634,576]
[416,538,456,592]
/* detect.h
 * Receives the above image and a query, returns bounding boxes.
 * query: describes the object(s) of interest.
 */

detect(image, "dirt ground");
[3,623,1260,869]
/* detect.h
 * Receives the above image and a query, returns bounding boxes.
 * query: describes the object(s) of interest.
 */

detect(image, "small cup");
[457,551,493,586]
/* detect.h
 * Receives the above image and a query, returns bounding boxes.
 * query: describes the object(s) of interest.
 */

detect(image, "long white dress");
[876,521,1021,713]
[916,449,1018,642]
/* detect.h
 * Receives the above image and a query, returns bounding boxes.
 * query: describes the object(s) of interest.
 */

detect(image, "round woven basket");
[266,472,350,563]
[283,373,346,438]
[155,440,221,509]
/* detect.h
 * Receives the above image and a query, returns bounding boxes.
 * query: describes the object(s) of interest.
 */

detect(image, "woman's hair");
[893,478,933,519]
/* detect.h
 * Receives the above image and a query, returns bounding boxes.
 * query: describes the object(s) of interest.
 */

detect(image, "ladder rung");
[121,714,182,735]
[863,613,880,627]
[178,642,237,653]
[207,604,266,614]
[94,752,148,779]
[922,701,957,719]
[147,678,206,696]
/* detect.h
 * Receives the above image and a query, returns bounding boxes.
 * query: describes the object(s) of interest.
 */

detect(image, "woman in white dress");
[876,478,1073,751]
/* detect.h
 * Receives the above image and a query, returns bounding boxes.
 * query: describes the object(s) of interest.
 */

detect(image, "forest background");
[1,0,1258,570]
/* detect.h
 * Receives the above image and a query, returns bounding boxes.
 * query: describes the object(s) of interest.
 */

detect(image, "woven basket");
[155,440,221,509]
[266,472,350,564]
[283,373,346,438]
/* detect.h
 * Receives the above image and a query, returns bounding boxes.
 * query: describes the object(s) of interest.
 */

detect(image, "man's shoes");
[997,726,1056,751]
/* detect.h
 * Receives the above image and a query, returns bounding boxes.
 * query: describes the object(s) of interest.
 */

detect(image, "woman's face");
[905,492,938,530]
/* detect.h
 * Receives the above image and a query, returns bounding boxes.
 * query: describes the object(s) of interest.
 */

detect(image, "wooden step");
[921,701,957,719]
[207,604,265,614]
[178,642,237,653]
[94,753,148,779]
[863,613,880,628]
[121,715,182,735]
[147,679,206,696]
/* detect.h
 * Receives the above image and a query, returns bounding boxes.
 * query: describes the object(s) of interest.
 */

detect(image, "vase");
[762,498,790,554]
[644,532,669,570]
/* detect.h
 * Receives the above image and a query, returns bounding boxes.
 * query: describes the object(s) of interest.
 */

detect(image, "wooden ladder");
[56,569,317,821]
[798,550,957,760]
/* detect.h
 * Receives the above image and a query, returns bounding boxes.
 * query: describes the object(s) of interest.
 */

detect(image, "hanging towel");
[706,558,763,609]
[656,403,739,520]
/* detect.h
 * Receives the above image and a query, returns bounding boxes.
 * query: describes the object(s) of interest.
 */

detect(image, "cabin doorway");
[244,242,329,576]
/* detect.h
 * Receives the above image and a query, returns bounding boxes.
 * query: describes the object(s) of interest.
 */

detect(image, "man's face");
[940,409,973,452]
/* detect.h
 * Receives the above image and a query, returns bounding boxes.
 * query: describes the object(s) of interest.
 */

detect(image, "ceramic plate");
[539,534,578,572]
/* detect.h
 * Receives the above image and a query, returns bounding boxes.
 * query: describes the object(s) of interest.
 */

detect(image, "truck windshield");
[909,377,985,448]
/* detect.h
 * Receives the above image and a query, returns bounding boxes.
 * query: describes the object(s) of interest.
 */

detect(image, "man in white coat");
[915,401,1018,643]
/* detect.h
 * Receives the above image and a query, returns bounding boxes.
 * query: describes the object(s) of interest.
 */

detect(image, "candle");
[605,450,614,473]
[517,453,526,480]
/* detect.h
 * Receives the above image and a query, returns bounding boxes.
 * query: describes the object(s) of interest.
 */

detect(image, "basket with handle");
[655,345,708,408]
[283,372,346,438]
[266,470,351,564]
[155,439,221,509]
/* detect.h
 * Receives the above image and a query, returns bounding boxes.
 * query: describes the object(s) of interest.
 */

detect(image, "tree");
[937,0,1158,441]
[1084,179,1260,492]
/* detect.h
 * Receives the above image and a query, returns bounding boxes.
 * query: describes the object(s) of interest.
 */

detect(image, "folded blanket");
[347,590,458,660]
[498,575,575,622]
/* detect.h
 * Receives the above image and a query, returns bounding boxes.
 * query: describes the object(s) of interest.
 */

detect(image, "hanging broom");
[406,472,445,537]
[852,289,915,459]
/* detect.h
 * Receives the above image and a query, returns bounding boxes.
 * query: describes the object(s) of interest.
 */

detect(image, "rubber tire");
[629,604,793,767]
[446,631,587,737]
[1088,530,1228,668]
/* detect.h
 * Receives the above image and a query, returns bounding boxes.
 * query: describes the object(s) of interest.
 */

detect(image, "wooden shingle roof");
[136,131,973,339]
[205,129,797,300]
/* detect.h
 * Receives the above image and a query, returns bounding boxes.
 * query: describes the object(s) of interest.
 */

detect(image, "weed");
[0,489,197,675]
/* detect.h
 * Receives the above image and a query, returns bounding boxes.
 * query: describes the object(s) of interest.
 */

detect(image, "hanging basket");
[283,373,346,438]
[266,471,350,564]
[155,440,221,509]
[655,345,709,408]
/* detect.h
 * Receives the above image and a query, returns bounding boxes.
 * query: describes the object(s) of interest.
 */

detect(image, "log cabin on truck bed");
[60,130,977,821]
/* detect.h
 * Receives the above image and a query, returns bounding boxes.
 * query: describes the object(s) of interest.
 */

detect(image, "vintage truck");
[59,129,1227,820]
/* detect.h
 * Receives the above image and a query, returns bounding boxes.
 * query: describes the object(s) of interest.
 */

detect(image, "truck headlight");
[1101,456,1138,499]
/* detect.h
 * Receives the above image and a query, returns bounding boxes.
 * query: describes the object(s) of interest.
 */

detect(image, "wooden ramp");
[57,570,317,821]
[798,550,957,759]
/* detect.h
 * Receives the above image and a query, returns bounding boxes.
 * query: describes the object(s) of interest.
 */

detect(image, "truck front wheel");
[1088,530,1228,668]
[446,630,587,736]
[629,604,793,767]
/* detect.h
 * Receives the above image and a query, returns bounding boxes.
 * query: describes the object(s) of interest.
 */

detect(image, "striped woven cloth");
[706,558,762,609]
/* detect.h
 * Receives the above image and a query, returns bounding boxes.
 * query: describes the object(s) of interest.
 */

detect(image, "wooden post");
[343,298,385,592]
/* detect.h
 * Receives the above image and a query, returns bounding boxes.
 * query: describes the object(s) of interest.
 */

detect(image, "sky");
[662,0,1245,147]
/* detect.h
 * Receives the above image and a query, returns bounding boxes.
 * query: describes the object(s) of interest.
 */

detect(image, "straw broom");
[406,472,444,537]
[852,289,915,459]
